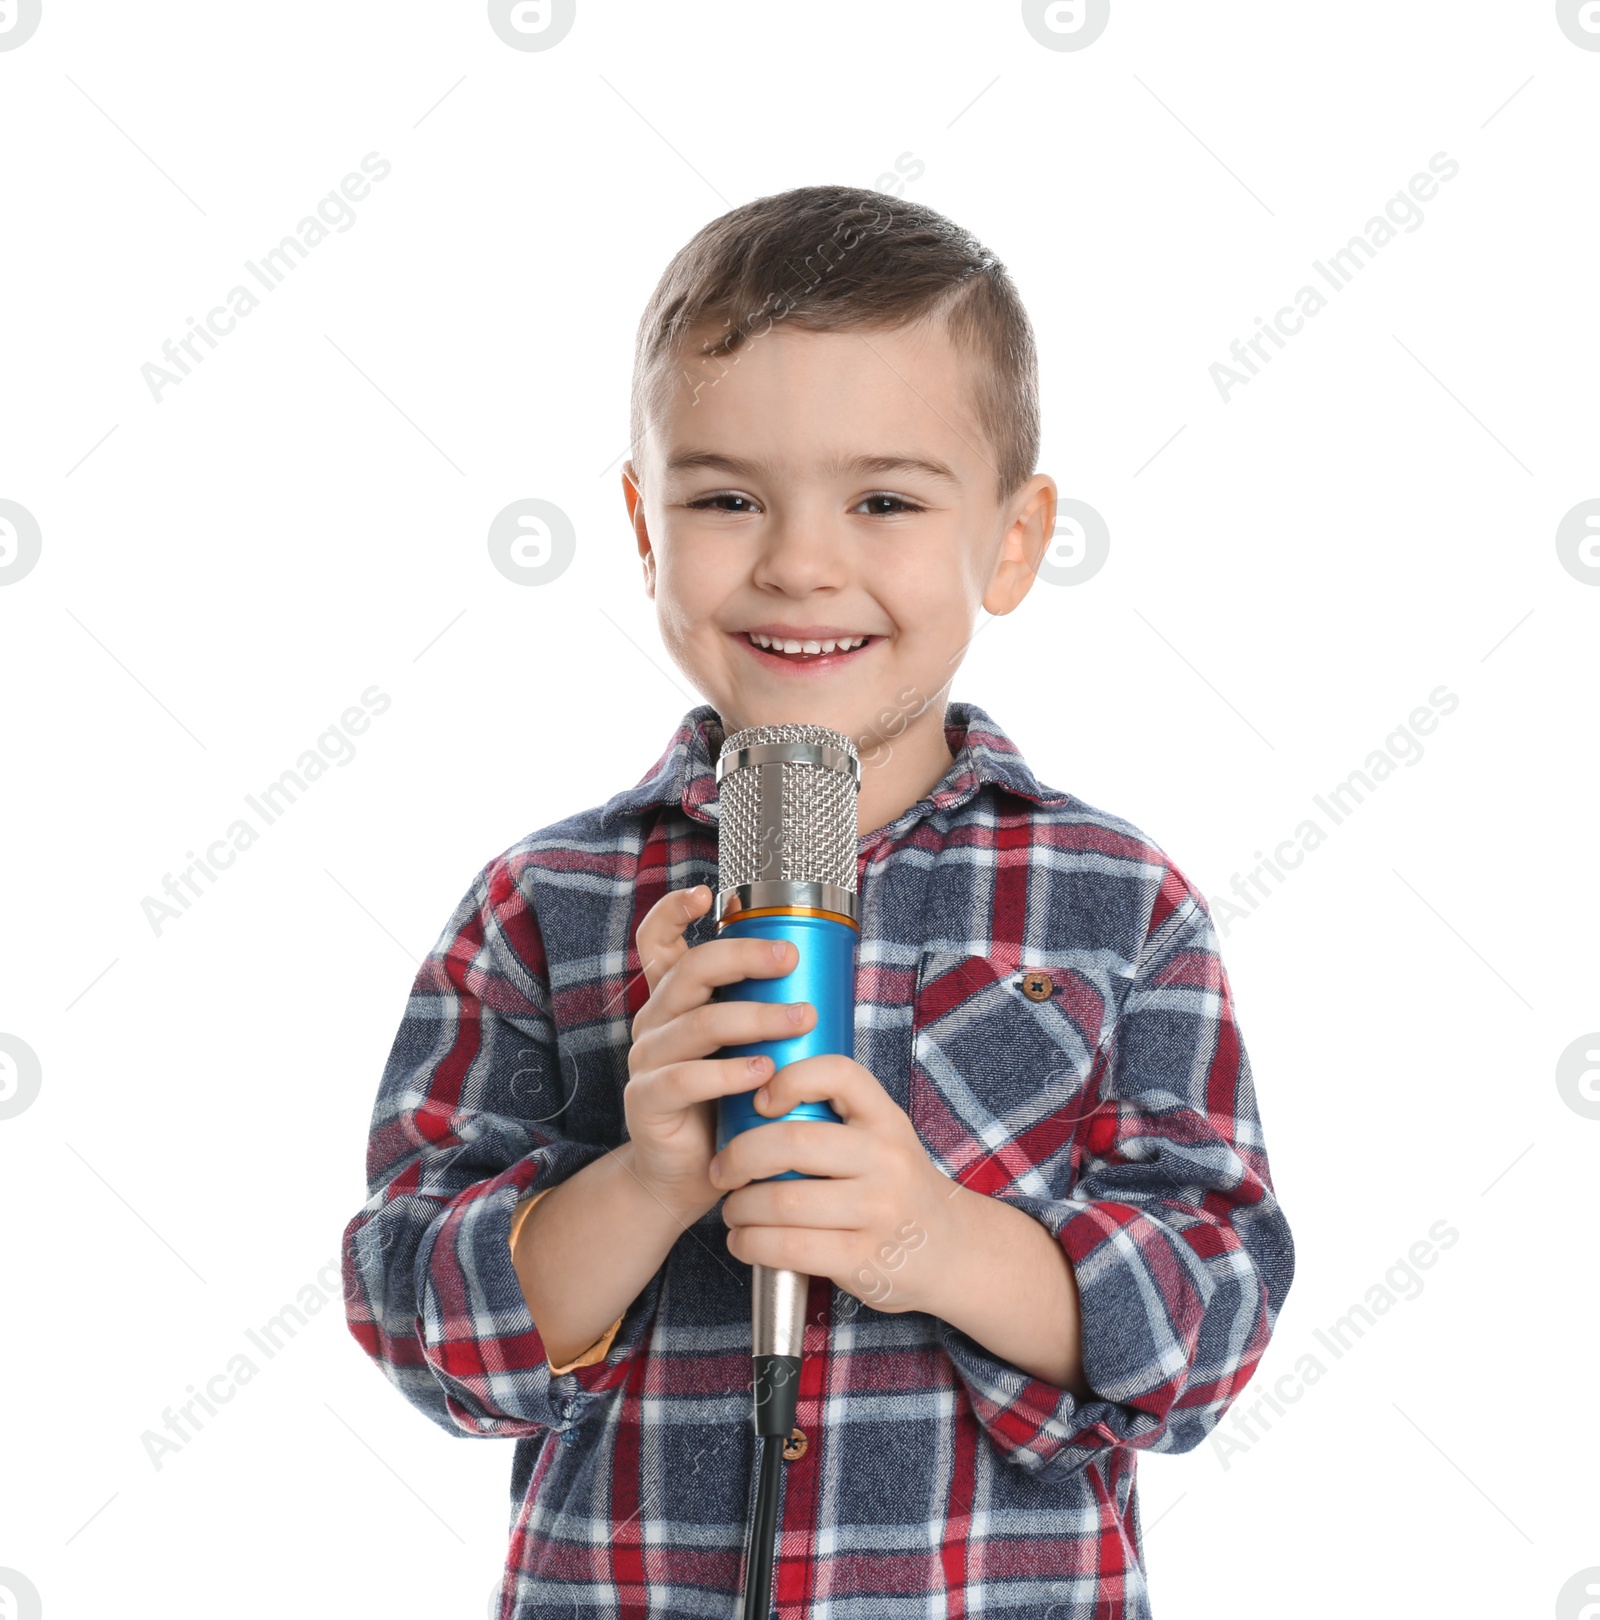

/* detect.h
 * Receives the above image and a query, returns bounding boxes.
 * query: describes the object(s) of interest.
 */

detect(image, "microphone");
[712,721,860,1618]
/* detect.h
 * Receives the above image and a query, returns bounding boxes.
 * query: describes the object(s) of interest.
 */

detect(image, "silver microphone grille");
[715,723,861,896]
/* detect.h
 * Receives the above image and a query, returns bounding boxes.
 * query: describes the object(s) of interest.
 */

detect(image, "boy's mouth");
[735,629,879,672]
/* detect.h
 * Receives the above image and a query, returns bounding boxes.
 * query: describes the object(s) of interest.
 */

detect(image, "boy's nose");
[751,517,848,592]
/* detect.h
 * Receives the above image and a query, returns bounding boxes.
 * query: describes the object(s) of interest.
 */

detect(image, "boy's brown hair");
[629,184,1040,504]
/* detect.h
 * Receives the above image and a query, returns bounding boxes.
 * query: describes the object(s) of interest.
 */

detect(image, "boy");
[343,185,1294,1618]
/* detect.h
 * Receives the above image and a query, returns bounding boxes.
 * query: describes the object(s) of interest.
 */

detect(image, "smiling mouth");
[746,631,871,658]
[736,631,881,669]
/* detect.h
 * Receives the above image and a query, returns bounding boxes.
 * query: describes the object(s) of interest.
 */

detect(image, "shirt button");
[781,1427,808,1461]
[1020,971,1054,1002]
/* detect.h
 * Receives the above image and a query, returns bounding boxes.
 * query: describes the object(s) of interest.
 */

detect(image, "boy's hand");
[624,884,815,1221]
[706,1053,954,1318]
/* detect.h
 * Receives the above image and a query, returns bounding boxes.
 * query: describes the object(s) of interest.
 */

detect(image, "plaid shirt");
[343,701,1295,1619]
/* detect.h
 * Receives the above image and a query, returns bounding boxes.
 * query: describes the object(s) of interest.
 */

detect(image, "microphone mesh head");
[717,723,860,893]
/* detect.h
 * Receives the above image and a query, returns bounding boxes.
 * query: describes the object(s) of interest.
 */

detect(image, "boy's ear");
[981,475,1057,616]
[621,460,656,598]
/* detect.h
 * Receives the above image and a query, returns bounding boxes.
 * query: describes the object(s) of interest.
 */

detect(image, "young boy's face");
[621,315,1055,754]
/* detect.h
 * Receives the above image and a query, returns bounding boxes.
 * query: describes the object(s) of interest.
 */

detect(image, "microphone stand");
[741,1263,807,1619]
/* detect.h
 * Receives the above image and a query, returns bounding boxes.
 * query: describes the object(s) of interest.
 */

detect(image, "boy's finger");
[629,1053,773,1122]
[753,1053,887,1127]
[629,993,812,1072]
[641,933,799,1030]
[633,884,712,1000]
[714,1118,867,1191]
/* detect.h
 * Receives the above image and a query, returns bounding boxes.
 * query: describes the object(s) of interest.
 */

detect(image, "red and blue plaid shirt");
[343,700,1295,1618]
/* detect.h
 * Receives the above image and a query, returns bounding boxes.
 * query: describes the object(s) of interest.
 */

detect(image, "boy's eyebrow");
[664,450,963,486]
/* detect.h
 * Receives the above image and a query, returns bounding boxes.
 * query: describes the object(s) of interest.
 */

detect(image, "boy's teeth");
[748,632,867,657]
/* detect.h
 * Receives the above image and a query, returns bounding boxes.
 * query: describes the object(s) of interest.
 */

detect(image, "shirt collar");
[604,700,1069,836]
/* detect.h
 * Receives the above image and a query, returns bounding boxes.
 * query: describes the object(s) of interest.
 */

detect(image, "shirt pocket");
[908,951,1107,1193]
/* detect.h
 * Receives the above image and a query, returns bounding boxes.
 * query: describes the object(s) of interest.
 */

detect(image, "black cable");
[740,1433,784,1620]
[741,1351,801,1618]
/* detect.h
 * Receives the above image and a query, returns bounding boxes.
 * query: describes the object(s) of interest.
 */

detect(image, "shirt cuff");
[509,1187,626,1375]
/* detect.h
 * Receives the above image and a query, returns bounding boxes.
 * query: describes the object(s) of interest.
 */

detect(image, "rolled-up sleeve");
[341,855,663,1442]
[938,886,1295,1481]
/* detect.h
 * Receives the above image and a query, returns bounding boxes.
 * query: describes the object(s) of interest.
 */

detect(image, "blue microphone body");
[713,721,862,1593]
[711,723,861,1189]
[714,912,854,1179]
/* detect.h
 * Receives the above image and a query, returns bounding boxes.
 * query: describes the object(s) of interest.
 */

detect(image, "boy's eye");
[686,492,761,514]
[855,493,925,516]
[684,491,926,517]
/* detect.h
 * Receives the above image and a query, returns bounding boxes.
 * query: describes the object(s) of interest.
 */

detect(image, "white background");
[1,2,1596,1616]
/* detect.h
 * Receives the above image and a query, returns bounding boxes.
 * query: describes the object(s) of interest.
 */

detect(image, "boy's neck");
[855,705,958,839]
